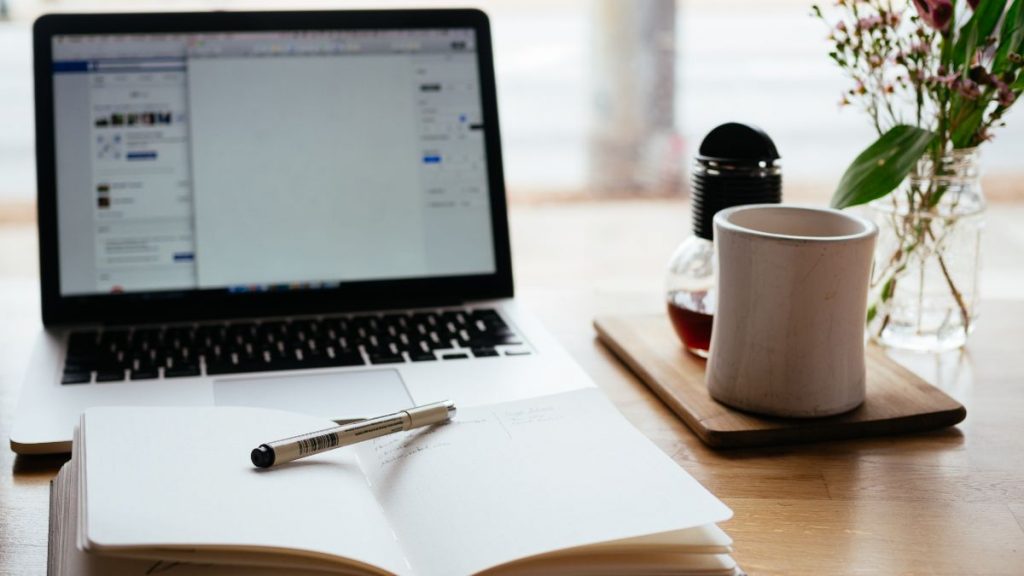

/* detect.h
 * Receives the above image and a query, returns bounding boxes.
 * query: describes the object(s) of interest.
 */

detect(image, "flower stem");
[870,192,973,343]
[925,225,972,333]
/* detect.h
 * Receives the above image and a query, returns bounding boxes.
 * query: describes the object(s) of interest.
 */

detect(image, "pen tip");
[251,445,275,468]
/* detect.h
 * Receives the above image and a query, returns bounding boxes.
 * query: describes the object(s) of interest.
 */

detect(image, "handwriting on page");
[371,419,485,466]
[369,405,568,469]
[499,406,564,427]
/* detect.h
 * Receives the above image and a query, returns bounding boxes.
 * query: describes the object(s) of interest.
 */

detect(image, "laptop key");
[204,360,239,375]
[61,371,91,385]
[130,368,159,380]
[165,364,201,378]
[243,353,296,372]
[469,309,507,328]
[369,353,404,365]
[441,352,469,360]
[324,350,365,367]
[95,369,126,382]
[409,353,437,362]
[63,360,97,372]
[471,347,499,358]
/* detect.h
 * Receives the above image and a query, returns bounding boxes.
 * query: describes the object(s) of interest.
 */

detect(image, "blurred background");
[1,0,1022,213]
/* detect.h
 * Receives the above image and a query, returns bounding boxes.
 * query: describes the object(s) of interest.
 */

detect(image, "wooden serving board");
[594,314,966,449]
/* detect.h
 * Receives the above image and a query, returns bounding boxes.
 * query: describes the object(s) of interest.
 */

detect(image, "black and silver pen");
[250,400,456,468]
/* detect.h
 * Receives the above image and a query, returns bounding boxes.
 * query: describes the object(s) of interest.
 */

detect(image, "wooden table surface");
[2,199,1023,575]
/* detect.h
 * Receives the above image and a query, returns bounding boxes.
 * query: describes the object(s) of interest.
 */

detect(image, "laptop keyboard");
[60,308,529,384]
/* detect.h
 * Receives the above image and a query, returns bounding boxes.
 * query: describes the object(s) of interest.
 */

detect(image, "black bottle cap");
[692,123,782,240]
[697,122,780,162]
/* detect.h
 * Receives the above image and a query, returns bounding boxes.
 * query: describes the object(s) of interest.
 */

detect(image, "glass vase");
[866,148,985,352]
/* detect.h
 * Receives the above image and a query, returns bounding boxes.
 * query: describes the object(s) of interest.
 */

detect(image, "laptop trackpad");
[212,369,413,421]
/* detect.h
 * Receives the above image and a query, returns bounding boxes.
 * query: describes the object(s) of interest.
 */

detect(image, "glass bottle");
[665,123,782,358]
[666,236,716,357]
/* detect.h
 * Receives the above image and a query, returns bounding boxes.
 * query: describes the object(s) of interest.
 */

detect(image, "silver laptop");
[12,9,593,454]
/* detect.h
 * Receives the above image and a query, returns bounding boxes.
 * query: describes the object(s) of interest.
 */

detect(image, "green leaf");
[994,0,1024,71]
[953,0,1007,69]
[1015,73,1024,91]
[951,104,987,147]
[958,18,981,70]
[830,125,936,209]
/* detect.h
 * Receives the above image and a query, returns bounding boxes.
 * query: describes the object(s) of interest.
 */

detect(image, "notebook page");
[81,407,407,575]
[355,388,733,576]
[578,524,733,555]
[56,460,362,576]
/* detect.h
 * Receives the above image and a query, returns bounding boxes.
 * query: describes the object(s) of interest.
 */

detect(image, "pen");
[250,400,456,468]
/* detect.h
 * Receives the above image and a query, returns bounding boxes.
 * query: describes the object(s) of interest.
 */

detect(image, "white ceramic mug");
[706,205,878,418]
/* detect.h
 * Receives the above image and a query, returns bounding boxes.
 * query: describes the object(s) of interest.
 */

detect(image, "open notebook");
[49,389,742,575]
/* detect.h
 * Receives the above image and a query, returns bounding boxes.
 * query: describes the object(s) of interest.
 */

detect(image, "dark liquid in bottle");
[667,299,714,358]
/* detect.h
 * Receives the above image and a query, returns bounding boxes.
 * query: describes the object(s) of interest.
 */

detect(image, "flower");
[995,80,1017,107]
[912,0,953,31]
[956,78,982,100]
[857,15,883,31]
[910,42,931,56]
[932,69,960,87]
[816,0,1022,152]
[998,89,1016,107]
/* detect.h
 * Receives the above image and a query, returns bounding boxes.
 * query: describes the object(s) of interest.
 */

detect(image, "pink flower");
[933,70,960,87]
[912,0,953,31]
[994,80,1016,106]
[957,78,982,100]
[857,15,883,30]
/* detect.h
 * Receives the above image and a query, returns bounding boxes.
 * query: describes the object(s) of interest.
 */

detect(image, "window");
[1,0,1022,210]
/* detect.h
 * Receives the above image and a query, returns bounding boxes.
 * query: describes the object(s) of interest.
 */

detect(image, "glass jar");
[866,148,985,352]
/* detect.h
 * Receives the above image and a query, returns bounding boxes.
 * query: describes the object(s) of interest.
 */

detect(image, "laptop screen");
[50,28,496,297]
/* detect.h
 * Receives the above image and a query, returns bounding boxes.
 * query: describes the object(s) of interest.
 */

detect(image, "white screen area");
[51,30,496,296]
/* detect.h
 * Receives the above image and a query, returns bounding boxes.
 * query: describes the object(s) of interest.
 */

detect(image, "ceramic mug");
[706,205,878,418]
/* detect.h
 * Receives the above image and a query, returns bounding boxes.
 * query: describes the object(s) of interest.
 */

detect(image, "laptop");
[12,9,594,454]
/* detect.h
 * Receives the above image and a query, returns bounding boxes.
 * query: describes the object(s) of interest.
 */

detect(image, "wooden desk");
[2,200,1024,575]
